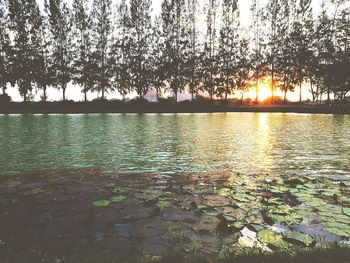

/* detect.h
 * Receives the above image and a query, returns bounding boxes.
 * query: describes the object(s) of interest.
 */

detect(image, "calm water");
[0,113,349,179]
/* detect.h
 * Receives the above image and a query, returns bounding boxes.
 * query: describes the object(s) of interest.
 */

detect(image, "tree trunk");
[101,86,105,99]
[43,86,47,102]
[299,80,302,103]
[2,85,6,95]
[62,84,66,102]
[174,90,178,103]
[327,87,331,105]
[255,79,259,103]
[284,91,287,103]
[84,90,87,102]
[241,93,244,104]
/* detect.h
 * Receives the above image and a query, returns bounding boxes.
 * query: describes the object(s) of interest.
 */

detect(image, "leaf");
[113,187,126,194]
[214,188,231,196]
[93,200,111,207]
[265,212,303,225]
[258,229,289,249]
[343,208,350,217]
[197,205,219,216]
[110,195,127,203]
[228,221,245,230]
[283,231,314,246]
[156,198,173,208]
[323,222,350,237]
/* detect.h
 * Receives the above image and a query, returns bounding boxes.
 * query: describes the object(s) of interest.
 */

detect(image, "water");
[0,113,349,179]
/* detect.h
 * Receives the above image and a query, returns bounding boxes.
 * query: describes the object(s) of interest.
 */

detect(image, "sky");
[7,0,324,102]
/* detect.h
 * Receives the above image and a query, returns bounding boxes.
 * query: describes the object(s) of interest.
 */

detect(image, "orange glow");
[258,82,272,102]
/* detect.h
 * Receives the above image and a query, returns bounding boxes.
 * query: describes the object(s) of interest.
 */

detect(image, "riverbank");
[0,101,350,114]
[0,169,349,262]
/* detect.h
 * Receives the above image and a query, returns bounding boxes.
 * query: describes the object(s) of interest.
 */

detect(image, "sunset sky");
[7,0,324,102]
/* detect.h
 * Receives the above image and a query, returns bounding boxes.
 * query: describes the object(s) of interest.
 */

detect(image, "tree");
[91,0,112,99]
[217,0,239,101]
[250,0,265,103]
[48,0,73,102]
[0,0,11,95]
[161,0,189,102]
[290,0,313,102]
[8,0,43,102]
[72,0,91,102]
[129,0,153,100]
[202,0,219,101]
[187,0,200,101]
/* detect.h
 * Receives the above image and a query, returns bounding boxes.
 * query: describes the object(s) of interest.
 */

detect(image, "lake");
[0,113,349,179]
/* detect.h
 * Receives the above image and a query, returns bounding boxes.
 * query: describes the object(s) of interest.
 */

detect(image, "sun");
[258,83,271,102]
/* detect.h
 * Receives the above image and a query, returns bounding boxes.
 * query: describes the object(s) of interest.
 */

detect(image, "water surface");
[0,113,349,179]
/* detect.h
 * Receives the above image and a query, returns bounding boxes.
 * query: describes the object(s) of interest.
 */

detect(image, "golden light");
[258,82,271,102]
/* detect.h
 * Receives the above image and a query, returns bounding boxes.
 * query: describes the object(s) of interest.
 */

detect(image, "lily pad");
[228,221,245,230]
[231,192,256,203]
[197,205,219,216]
[156,198,173,208]
[258,229,289,249]
[93,200,111,207]
[283,231,314,246]
[113,187,126,194]
[324,222,350,237]
[110,195,127,203]
[214,188,231,196]
[343,208,350,217]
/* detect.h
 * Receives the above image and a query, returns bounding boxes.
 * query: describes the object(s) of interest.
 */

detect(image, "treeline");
[0,0,349,103]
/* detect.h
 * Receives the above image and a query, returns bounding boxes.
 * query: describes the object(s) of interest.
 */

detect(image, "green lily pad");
[156,198,173,208]
[265,211,303,225]
[197,205,219,216]
[214,188,231,196]
[343,208,350,217]
[323,222,350,237]
[228,221,245,229]
[110,195,127,203]
[231,192,256,203]
[283,231,314,246]
[93,200,111,207]
[258,229,289,249]
[113,187,126,194]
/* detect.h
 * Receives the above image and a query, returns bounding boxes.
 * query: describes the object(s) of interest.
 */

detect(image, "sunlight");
[258,83,272,102]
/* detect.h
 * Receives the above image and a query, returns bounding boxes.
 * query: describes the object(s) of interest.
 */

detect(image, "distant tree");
[112,0,132,101]
[149,15,166,101]
[187,0,200,101]
[0,0,11,95]
[202,0,219,101]
[161,0,189,102]
[48,0,73,102]
[91,0,112,99]
[217,0,238,101]
[250,0,265,103]
[128,0,153,100]
[72,0,91,102]
[236,38,251,103]
[37,0,53,102]
[8,0,43,102]
[290,0,313,102]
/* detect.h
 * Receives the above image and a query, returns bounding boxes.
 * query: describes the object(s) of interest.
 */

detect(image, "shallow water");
[0,113,349,178]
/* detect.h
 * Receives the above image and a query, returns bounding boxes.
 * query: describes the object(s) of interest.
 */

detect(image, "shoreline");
[1,101,350,115]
